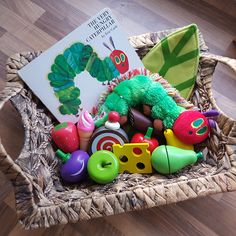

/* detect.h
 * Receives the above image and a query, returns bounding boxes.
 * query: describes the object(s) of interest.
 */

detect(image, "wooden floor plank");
[212,89,236,119]
[4,188,16,211]
[176,0,236,35]
[1,0,45,24]
[102,0,178,30]
[31,0,89,25]
[0,201,18,236]
[164,204,218,236]
[15,24,56,50]
[71,217,123,236]
[106,208,186,236]
[64,0,107,16]
[179,196,236,236]
[0,26,7,38]
[105,212,155,236]
[0,101,24,159]
[9,223,46,236]
[0,4,30,34]
[0,51,8,88]
[34,12,77,41]
[202,0,236,18]
[135,0,235,56]
[65,0,149,36]
[0,32,33,56]
[212,191,236,211]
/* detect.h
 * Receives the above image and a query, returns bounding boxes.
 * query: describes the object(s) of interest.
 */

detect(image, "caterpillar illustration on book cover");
[48,36,129,115]
[18,8,143,123]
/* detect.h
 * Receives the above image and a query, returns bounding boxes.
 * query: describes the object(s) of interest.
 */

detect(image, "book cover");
[18,8,144,123]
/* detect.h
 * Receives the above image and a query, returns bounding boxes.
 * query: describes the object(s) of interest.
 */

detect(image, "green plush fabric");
[94,75,182,128]
[142,24,200,99]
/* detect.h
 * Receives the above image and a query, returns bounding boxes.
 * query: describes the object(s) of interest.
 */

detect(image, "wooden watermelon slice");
[142,24,199,99]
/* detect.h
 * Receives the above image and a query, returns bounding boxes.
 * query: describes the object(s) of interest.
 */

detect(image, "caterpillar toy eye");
[120,53,125,62]
[191,118,204,128]
[115,56,121,65]
[196,126,208,135]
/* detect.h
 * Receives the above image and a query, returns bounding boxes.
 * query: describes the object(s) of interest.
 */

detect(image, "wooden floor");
[0,0,236,235]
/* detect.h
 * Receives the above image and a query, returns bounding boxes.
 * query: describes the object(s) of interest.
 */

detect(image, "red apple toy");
[131,127,159,153]
[51,122,79,153]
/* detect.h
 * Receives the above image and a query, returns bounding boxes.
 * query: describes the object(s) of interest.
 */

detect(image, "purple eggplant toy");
[56,149,90,183]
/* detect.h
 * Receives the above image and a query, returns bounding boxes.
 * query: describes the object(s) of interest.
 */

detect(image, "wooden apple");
[131,127,159,153]
[87,150,119,184]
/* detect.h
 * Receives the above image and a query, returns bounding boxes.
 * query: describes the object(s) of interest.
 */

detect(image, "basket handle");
[201,53,236,74]
[200,53,236,141]
[0,81,27,183]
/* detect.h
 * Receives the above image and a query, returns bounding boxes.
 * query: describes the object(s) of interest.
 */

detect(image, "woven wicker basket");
[0,27,236,229]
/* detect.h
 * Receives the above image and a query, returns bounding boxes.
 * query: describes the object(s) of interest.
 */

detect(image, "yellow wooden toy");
[164,129,194,150]
[112,143,152,174]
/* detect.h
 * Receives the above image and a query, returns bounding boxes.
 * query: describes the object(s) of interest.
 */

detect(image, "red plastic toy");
[51,122,79,153]
[131,127,159,153]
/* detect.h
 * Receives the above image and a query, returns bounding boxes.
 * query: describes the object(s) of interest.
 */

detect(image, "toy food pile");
[51,73,219,185]
[50,24,219,185]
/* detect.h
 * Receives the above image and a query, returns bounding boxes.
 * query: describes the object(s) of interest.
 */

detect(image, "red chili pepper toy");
[131,127,159,153]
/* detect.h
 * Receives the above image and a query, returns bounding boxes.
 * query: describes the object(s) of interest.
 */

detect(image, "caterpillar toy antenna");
[103,42,112,51]
[109,36,116,50]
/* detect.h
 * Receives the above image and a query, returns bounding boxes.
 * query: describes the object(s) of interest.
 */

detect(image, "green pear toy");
[151,145,204,174]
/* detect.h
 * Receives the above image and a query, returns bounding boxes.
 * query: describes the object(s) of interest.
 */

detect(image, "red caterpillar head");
[173,110,210,144]
[103,36,129,74]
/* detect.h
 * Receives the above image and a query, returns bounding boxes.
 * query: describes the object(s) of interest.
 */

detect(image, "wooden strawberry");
[51,122,79,153]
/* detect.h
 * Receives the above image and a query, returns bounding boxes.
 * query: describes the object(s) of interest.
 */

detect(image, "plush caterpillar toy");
[48,37,128,115]
[94,75,218,144]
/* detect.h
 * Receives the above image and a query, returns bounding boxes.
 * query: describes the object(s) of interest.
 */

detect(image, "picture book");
[18,8,144,123]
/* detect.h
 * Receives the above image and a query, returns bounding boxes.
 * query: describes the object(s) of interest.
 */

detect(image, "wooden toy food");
[131,127,159,153]
[151,145,203,174]
[56,149,90,183]
[105,111,121,130]
[128,107,153,132]
[112,143,152,174]
[51,122,79,153]
[88,113,129,155]
[77,110,95,152]
[164,129,193,150]
[87,150,119,184]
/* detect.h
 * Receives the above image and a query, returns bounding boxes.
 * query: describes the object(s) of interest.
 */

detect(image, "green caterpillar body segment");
[48,73,73,88]
[48,42,120,115]
[63,43,88,74]
[95,75,183,128]
[56,86,81,115]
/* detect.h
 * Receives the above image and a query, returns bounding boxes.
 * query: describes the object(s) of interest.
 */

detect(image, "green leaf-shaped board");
[142,24,199,99]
